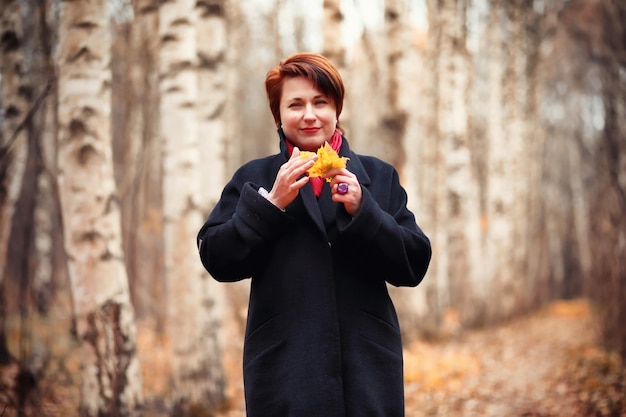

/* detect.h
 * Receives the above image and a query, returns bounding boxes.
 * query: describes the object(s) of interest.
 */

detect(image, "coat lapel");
[299,183,327,237]
[340,140,371,189]
[281,135,371,238]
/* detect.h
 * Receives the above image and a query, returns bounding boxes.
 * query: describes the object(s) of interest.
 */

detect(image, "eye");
[289,102,302,108]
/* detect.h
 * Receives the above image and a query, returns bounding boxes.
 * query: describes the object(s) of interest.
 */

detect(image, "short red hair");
[265,52,345,134]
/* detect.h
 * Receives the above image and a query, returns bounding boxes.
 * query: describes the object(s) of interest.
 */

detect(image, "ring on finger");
[337,183,349,195]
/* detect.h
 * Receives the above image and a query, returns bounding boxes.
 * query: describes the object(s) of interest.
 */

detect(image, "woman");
[197,52,431,417]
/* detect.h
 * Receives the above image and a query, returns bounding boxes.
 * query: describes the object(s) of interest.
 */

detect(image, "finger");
[292,157,317,178]
[292,175,310,189]
[329,175,355,190]
[281,156,315,182]
[323,168,351,181]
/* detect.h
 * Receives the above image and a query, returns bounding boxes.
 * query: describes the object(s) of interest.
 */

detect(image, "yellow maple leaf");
[301,142,349,182]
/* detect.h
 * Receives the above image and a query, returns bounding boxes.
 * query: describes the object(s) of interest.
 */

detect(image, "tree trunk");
[322,0,344,66]
[484,0,519,319]
[436,0,483,325]
[383,0,436,343]
[523,3,550,308]
[56,0,143,415]
[0,0,28,381]
[500,1,539,313]
[591,0,626,360]
[322,0,350,128]
[27,0,60,315]
[398,12,440,338]
[422,0,450,330]
[159,0,226,412]
[0,0,29,308]
[380,0,408,169]
[234,0,280,166]
[123,0,165,331]
[112,0,163,324]
[195,0,228,406]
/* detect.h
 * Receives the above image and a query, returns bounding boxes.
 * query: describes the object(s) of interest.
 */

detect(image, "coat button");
[328,241,332,248]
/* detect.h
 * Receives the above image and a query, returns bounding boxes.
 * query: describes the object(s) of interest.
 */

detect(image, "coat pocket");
[358,310,403,359]
[243,313,285,370]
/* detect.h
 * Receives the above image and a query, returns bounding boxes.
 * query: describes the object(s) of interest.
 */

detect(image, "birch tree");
[159,0,225,412]
[382,0,437,342]
[523,3,550,307]
[396,5,442,336]
[195,0,228,406]
[346,31,384,153]
[421,0,452,328]
[435,0,483,323]
[0,0,29,311]
[379,0,409,169]
[498,1,538,310]
[27,0,59,314]
[56,0,143,415]
[0,0,28,393]
[483,0,519,318]
[120,0,163,322]
[322,0,344,66]
[589,0,626,360]
[414,0,449,331]
[322,0,350,127]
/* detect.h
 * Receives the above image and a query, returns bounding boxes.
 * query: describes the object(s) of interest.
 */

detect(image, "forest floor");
[1,299,624,416]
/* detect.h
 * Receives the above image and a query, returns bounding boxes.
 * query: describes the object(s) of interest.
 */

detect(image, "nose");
[303,103,316,121]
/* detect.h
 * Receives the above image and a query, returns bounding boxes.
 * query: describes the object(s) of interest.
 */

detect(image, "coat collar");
[277,129,370,236]
[277,128,371,186]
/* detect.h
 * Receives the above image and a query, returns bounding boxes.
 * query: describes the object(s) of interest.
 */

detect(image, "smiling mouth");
[301,127,320,133]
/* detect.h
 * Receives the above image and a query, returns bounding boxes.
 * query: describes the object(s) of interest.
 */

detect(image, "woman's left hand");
[324,168,362,216]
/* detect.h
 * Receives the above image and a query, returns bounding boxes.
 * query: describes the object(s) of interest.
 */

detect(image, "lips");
[301,127,321,133]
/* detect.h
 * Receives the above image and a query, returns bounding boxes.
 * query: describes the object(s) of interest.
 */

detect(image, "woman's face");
[279,76,337,151]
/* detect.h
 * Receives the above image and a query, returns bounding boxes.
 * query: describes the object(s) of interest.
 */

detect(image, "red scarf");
[286,130,343,197]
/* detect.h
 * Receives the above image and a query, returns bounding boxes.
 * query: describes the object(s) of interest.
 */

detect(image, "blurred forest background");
[0,0,624,416]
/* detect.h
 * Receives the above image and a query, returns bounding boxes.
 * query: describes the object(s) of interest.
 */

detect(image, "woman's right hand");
[268,147,317,210]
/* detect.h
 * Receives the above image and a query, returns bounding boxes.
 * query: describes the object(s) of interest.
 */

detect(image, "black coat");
[197,137,431,417]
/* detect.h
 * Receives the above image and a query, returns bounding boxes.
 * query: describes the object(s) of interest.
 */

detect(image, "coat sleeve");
[337,166,432,287]
[197,175,294,282]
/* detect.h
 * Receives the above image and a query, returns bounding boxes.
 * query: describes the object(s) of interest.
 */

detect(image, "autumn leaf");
[299,150,316,159]
[301,142,349,182]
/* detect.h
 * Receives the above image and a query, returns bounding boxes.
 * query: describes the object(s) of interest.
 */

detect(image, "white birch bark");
[196,1,228,212]
[322,0,344,65]
[0,0,28,290]
[511,3,566,309]
[120,0,161,316]
[195,0,228,406]
[160,0,225,411]
[437,0,482,322]
[56,0,143,415]
[235,0,280,165]
[322,0,351,128]
[383,0,436,341]
[382,0,408,169]
[398,3,441,333]
[523,9,549,300]
[500,3,531,311]
[424,0,450,324]
[346,31,386,153]
[484,1,516,316]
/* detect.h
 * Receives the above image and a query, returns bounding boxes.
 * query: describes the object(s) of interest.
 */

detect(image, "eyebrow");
[286,94,327,102]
